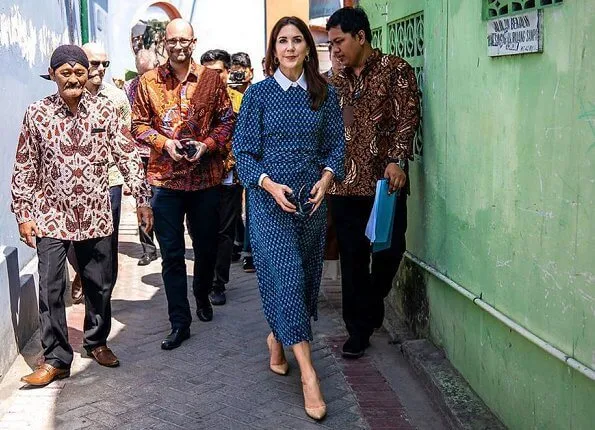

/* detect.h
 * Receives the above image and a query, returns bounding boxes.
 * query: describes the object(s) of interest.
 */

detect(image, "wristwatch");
[387,158,406,170]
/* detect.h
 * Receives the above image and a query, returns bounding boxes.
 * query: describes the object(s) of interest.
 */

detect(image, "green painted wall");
[359,0,595,428]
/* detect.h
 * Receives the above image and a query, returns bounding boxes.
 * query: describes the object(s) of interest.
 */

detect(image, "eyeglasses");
[285,185,315,220]
[89,60,110,68]
[165,38,194,47]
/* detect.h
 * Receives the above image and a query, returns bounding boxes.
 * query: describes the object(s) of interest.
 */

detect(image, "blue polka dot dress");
[232,76,345,346]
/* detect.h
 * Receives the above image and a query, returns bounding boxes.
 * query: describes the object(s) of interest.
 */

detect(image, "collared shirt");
[131,61,236,191]
[97,82,131,187]
[123,76,151,158]
[329,49,420,196]
[11,91,151,241]
[274,68,308,91]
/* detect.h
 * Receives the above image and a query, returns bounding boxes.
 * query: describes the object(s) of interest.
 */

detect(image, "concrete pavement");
[0,196,448,430]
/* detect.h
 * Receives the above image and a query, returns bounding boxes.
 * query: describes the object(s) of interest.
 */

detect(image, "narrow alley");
[0,196,449,430]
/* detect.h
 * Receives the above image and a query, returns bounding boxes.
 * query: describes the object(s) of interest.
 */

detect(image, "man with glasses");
[67,43,132,305]
[327,7,420,359]
[132,19,235,350]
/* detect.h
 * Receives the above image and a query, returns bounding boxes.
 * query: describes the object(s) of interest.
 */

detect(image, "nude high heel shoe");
[302,378,327,420]
[266,333,289,376]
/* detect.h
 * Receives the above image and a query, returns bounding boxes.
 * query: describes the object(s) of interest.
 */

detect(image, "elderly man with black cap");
[11,44,153,387]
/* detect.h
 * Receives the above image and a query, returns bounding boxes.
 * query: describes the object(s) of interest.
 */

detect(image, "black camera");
[229,70,246,84]
[175,139,198,158]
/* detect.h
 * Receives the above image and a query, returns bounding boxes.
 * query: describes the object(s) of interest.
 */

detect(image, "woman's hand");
[308,170,334,214]
[262,177,297,213]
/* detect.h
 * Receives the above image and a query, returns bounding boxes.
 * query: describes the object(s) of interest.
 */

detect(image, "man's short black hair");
[231,52,252,68]
[326,7,372,44]
[200,49,231,69]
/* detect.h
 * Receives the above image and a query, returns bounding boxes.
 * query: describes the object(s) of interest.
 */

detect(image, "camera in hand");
[229,70,246,85]
[175,139,198,158]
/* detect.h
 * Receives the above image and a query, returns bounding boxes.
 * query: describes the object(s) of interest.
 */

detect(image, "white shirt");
[273,68,308,91]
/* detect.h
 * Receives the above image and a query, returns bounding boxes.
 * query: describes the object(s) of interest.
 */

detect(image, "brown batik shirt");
[11,91,151,241]
[329,49,420,196]
[131,61,235,191]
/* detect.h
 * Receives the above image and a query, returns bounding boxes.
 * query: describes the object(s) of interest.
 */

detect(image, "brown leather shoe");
[21,363,70,386]
[87,346,120,367]
[71,274,84,304]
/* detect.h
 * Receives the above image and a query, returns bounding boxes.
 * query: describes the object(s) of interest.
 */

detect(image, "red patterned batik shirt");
[329,50,420,197]
[11,91,151,241]
[131,61,236,191]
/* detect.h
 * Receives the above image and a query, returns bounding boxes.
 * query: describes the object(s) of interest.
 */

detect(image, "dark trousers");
[243,190,252,254]
[109,185,122,283]
[151,186,220,329]
[37,235,113,369]
[214,184,242,290]
[67,185,121,286]
[139,157,157,257]
[328,192,407,338]
[234,190,245,248]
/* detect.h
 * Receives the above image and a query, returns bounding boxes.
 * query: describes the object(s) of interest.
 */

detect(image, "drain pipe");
[80,0,89,44]
[404,251,595,382]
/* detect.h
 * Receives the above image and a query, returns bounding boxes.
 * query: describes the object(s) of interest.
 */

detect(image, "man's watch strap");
[387,158,406,169]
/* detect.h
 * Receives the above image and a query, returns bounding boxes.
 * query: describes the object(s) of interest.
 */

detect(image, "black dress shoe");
[196,301,213,322]
[138,253,158,266]
[161,328,190,350]
[209,288,226,306]
[341,335,370,359]
[242,256,256,273]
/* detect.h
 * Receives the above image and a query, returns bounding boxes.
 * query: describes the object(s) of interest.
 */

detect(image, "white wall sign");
[487,10,543,57]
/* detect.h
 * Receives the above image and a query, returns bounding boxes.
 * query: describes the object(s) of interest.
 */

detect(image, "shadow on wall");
[0,247,39,379]
[6,247,39,350]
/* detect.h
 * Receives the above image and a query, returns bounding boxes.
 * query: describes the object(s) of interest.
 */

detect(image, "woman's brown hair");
[265,16,328,111]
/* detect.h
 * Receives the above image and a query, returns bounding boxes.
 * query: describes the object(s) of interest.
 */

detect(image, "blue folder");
[365,179,397,252]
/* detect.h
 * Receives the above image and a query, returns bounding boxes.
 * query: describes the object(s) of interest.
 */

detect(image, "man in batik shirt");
[11,45,153,386]
[327,7,420,358]
[132,19,235,350]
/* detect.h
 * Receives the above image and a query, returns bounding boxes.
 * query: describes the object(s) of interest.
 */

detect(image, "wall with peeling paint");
[360,0,594,428]
[0,0,79,263]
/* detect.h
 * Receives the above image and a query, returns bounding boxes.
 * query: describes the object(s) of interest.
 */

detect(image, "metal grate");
[371,27,383,50]
[484,0,563,19]
[388,12,424,156]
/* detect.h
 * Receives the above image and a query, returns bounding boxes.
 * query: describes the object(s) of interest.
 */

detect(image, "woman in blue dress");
[233,16,345,421]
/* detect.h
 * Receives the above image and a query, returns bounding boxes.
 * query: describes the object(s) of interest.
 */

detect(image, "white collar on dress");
[274,68,308,91]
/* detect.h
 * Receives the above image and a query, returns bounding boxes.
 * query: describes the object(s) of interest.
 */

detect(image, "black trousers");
[67,185,121,286]
[139,157,157,257]
[234,187,245,248]
[151,186,220,330]
[243,189,252,254]
[213,184,242,290]
[37,235,113,369]
[328,192,407,338]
